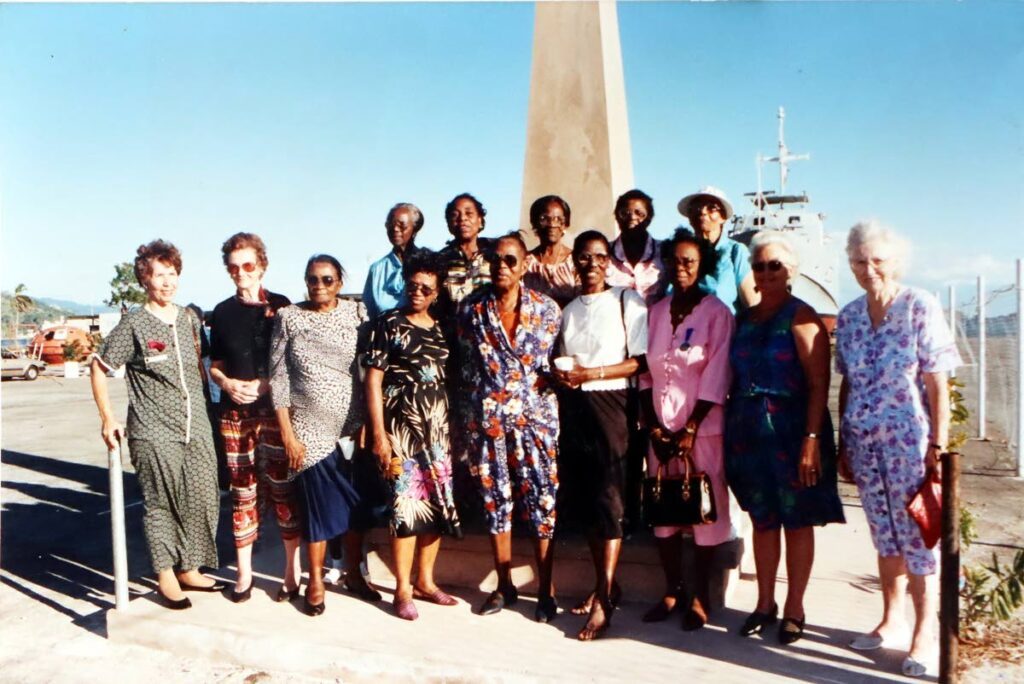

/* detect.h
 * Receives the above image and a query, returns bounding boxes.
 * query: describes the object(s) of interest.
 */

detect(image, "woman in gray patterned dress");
[91,240,223,610]
[269,254,373,616]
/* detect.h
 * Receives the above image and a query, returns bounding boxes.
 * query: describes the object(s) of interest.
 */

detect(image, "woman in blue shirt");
[362,202,424,319]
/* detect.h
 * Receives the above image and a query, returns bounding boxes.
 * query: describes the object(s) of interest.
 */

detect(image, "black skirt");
[557,388,630,539]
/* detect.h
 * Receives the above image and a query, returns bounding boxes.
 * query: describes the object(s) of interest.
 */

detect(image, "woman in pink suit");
[639,228,734,631]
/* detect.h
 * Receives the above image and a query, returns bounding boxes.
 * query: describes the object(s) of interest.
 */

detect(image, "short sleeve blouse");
[560,286,647,391]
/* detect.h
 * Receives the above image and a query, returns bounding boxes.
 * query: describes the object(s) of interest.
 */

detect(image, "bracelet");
[684,425,697,435]
[929,443,944,451]
[598,366,605,380]
[805,432,818,440]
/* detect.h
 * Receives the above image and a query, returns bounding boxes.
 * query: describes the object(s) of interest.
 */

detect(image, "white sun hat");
[677,185,734,220]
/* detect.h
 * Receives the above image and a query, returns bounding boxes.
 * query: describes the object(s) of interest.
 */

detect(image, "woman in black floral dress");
[365,251,461,621]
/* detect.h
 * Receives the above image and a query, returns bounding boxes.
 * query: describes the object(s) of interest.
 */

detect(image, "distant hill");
[1,293,112,337]
[36,297,117,315]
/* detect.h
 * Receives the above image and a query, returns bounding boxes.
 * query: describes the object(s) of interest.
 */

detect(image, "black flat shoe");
[275,586,301,603]
[230,583,252,604]
[738,604,778,637]
[159,593,192,610]
[478,585,518,616]
[642,596,678,623]
[478,590,506,616]
[343,576,382,602]
[535,595,558,624]
[304,595,326,617]
[778,616,805,645]
[179,578,228,592]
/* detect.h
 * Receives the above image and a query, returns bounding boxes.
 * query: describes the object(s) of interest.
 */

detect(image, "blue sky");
[2,2,1022,314]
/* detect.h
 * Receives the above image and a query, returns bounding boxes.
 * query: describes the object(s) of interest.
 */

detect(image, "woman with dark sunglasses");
[724,231,844,645]
[207,232,298,603]
[364,251,461,621]
[268,254,376,616]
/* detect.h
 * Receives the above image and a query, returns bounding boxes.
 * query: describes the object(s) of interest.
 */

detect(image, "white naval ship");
[728,107,841,329]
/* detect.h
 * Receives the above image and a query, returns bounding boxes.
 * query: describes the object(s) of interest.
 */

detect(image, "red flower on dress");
[147,340,166,352]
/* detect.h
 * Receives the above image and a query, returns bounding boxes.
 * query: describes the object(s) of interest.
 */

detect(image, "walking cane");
[940,451,960,683]
[108,436,130,611]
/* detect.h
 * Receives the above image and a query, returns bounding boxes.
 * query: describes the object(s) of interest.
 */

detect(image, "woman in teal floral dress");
[724,233,844,645]
[365,252,461,621]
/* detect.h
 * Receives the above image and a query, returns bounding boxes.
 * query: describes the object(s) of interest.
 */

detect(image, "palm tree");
[11,283,34,340]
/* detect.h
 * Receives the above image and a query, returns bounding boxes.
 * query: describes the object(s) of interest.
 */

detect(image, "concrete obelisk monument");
[519,1,634,242]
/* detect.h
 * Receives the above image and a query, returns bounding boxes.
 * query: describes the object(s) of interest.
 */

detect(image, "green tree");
[10,283,34,339]
[104,262,146,313]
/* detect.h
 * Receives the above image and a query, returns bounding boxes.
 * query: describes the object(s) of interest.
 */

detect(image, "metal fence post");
[948,285,957,379]
[1017,259,1023,478]
[940,451,960,684]
[977,275,986,440]
[108,440,130,610]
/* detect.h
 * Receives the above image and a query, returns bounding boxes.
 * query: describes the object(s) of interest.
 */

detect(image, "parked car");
[2,347,47,380]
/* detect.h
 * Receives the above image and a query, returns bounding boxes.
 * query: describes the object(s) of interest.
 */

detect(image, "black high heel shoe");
[230,582,253,604]
[304,594,326,617]
[535,594,558,623]
[178,577,228,592]
[275,585,301,603]
[778,615,805,645]
[738,604,778,637]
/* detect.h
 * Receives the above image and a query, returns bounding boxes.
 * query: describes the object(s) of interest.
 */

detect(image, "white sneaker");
[323,560,343,585]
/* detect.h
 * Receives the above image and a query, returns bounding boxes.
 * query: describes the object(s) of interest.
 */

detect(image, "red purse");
[905,468,942,549]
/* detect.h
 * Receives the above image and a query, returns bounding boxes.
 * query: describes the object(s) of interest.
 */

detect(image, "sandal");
[412,587,458,606]
[571,582,622,615]
[394,595,419,621]
[642,594,679,623]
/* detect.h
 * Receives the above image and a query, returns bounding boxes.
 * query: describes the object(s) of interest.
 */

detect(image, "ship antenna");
[765,106,809,195]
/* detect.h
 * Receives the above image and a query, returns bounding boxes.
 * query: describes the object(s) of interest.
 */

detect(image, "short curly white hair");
[749,231,800,278]
[846,220,910,279]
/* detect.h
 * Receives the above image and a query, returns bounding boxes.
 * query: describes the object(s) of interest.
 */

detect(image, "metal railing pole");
[108,439,130,610]
[940,451,960,684]
[977,275,986,440]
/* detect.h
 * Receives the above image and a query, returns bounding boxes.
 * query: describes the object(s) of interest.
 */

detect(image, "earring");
[753,285,760,293]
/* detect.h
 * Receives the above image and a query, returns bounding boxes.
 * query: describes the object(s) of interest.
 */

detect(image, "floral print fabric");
[457,286,561,538]
[364,311,461,538]
[725,296,845,531]
[835,287,961,574]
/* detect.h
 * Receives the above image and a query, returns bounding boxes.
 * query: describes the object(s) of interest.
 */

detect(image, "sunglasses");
[538,215,566,226]
[751,259,785,273]
[305,275,337,287]
[669,257,699,268]
[406,282,436,296]
[227,262,258,276]
[576,253,610,266]
[488,253,519,269]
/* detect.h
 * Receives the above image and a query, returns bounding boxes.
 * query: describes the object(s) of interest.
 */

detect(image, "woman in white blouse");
[553,229,648,641]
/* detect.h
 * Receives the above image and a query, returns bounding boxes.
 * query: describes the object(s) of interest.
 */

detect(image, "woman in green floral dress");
[364,252,461,621]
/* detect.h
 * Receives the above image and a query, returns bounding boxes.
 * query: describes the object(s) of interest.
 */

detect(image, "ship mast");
[764,107,809,194]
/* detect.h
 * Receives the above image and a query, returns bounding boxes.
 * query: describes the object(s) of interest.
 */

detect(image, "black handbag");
[642,441,718,527]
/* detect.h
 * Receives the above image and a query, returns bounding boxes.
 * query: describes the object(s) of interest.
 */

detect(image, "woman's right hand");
[223,378,260,405]
[837,442,854,483]
[100,418,124,451]
[372,432,392,472]
[283,435,307,471]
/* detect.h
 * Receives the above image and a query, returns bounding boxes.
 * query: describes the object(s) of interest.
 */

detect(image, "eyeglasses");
[751,259,785,273]
[488,253,519,269]
[306,275,337,287]
[227,262,258,276]
[576,253,610,266]
[669,257,700,268]
[406,282,436,295]
[538,215,566,226]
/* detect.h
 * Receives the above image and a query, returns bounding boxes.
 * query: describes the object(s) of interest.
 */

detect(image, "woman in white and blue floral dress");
[835,221,960,678]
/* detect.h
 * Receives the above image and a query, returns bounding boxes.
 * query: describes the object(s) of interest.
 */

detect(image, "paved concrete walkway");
[106,500,929,683]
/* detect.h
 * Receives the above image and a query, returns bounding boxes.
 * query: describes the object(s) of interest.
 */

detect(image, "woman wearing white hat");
[678,186,759,312]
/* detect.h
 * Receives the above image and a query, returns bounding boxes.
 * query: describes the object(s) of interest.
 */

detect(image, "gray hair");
[385,202,425,233]
[846,220,909,279]
[749,231,799,278]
